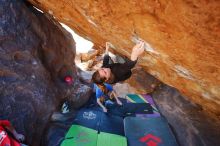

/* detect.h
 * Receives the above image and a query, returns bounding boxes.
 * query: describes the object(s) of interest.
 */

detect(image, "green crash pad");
[61,125,127,146]
[97,132,127,146]
[61,125,98,146]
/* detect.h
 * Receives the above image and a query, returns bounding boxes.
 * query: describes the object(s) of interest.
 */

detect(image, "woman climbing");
[92,79,122,113]
[92,41,145,84]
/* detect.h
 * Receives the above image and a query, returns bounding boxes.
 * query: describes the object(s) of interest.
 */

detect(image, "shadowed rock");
[0,1,91,145]
[153,84,220,146]
[28,0,220,114]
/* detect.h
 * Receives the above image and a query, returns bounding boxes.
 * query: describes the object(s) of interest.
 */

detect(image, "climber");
[0,120,26,146]
[93,82,122,113]
[92,41,145,84]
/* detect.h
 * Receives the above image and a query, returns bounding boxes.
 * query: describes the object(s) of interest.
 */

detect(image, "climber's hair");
[92,71,108,94]
[92,71,106,84]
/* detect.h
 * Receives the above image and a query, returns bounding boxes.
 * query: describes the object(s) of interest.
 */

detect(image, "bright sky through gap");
[61,23,94,53]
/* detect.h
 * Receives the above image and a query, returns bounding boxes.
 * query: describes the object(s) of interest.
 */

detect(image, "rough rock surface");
[29,0,220,114]
[81,49,99,62]
[1,0,220,146]
[0,1,91,145]
[113,66,161,98]
[153,84,220,146]
[125,66,161,94]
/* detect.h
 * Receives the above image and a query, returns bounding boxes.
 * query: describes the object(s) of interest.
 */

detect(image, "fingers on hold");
[140,42,144,48]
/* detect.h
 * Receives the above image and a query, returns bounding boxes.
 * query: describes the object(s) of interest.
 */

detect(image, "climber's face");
[98,68,111,80]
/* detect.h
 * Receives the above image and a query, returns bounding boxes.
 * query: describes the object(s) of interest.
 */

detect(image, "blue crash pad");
[124,117,178,146]
[73,108,125,135]
[126,94,160,118]
[106,98,153,117]
[73,109,101,131]
[123,103,153,114]
[99,113,124,136]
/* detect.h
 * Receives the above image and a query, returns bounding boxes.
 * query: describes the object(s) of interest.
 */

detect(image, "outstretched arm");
[102,42,114,67]
[105,42,111,55]
[130,41,145,61]
[118,41,145,70]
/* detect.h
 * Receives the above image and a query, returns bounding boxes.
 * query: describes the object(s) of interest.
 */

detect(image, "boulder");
[0,1,91,145]
[28,0,220,114]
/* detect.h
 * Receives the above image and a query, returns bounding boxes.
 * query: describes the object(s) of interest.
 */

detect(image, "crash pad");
[123,103,153,114]
[97,132,127,146]
[126,94,160,117]
[126,94,147,103]
[105,102,153,117]
[124,117,178,146]
[73,109,101,130]
[99,113,124,135]
[73,107,125,135]
[61,125,98,146]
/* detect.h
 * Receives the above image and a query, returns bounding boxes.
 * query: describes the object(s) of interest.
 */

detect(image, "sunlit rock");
[29,0,220,114]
